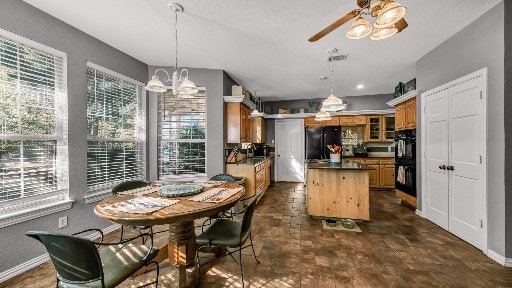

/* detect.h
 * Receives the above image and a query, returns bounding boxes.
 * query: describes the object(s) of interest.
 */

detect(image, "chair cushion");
[196,219,248,247]
[58,244,158,288]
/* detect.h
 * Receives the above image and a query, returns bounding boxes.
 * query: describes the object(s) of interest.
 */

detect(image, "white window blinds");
[158,89,206,179]
[0,28,68,214]
[86,63,145,192]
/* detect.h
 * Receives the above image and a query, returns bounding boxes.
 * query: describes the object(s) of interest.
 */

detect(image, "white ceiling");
[24,0,501,101]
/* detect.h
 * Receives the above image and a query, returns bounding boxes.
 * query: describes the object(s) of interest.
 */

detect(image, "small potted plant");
[327,144,342,163]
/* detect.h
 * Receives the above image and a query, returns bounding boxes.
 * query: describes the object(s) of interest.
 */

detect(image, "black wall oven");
[395,129,416,197]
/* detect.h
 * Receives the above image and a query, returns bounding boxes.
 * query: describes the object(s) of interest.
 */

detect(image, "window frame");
[158,87,207,182]
[0,28,71,228]
[84,62,146,203]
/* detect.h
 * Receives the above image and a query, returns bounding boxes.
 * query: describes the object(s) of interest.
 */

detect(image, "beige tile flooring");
[4,182,512,287]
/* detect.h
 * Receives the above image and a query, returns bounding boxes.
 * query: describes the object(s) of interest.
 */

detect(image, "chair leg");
[120,225,125,242]
[195,247,203,287]
[239,247,244,288]
[249,233,260,263]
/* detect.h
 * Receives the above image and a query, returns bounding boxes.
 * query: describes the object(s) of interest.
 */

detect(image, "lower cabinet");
[350,158,395,189]
[226,158,272,204]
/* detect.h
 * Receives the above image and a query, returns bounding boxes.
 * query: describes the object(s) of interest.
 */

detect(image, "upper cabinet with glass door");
[364,115,395,142]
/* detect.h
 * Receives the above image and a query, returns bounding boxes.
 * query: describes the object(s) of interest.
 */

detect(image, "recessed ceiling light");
[356,84,364,89]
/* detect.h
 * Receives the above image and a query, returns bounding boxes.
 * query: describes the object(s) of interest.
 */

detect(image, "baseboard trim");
[0,224,121,284]
[487,249,512,267]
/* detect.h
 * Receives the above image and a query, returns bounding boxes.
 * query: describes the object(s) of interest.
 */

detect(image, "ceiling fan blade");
[308,9,360,42]
[395,18,408,33]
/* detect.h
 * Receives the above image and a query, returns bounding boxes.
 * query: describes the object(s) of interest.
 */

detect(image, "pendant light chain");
[174,10,179,70]
[329,52,335,95]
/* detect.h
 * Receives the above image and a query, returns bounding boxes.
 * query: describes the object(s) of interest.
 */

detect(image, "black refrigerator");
[305,126,342,161]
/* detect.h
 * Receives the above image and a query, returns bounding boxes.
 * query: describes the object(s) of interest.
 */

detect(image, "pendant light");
[321,48,347,112]
[315,77,331,121]
[145,3,198,97]
[374,0,407,28]
[346,17,373,40]
[251,90,264,116]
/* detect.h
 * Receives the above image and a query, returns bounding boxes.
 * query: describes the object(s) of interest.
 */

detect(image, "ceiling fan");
[308,0,408,42]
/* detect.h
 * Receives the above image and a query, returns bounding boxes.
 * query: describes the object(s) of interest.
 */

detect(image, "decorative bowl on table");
[157,184,203,198]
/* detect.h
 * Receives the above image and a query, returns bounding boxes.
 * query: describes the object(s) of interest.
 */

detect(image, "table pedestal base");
[168,220,197,287]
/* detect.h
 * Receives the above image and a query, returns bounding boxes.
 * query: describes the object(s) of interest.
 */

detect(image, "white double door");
[275,119,304,182]
[423,69,486,251]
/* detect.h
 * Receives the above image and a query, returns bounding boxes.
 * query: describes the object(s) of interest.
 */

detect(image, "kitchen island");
[306,160,374,220]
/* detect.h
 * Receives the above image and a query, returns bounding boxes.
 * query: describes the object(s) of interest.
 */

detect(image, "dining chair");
[209,173,253,217]
[195,191,261,288]
[26,229,159,288]
[112,180,154,243]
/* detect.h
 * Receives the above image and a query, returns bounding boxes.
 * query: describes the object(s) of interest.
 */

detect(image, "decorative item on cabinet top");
[386,89,418,107]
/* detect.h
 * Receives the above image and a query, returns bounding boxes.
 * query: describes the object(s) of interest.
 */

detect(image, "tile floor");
[4,182,512,287]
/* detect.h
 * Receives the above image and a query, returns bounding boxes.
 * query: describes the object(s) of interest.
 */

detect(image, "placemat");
[188,187,242,203]
[104,196,179,214]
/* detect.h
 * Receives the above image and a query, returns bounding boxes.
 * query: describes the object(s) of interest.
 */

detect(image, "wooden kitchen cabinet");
[364,115,395,142]
[405,98,416,129]
[304,116,339,127]
[251,116,266,143]
[226,102,252,143]
[379,165,395,188]
[339,115,367,126]
[226,158,272,204]
[349,157,394,189]
[395,98,416,130]
[395,104,406,130]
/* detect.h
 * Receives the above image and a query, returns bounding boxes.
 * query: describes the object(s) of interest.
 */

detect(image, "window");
[158,89,206,179]
[0,28,70,227]
[86,63,145,196]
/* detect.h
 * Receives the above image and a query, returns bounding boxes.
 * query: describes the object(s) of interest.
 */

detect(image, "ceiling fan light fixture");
[370,25,398,40]
[145,75,167,93]
[346,17,373,39]
[315,110,332,121]
[374,1,407,28]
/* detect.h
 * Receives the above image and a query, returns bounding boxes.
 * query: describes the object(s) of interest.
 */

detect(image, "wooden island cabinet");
[306,161,374,220]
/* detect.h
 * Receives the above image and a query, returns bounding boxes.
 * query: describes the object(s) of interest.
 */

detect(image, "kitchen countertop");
[342,155,394,159]
[307,160,375,170]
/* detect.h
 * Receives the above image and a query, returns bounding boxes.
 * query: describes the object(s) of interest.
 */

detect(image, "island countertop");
[307,160,375,170]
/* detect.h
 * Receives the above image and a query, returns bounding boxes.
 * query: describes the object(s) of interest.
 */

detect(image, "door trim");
[420,67,487,253]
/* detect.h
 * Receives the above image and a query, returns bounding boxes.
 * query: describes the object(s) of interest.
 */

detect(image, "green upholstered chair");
[209,173,253,217]
[26,229,159,288]
[112,180,154,243]
[195,192,261,288]
[209,173,244,184]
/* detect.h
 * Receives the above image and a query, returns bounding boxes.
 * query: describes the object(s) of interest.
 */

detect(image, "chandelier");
[145,3,198,97]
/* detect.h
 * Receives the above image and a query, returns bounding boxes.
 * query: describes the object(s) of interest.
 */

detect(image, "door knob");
[439,165,446,170]
[447,165,454,171]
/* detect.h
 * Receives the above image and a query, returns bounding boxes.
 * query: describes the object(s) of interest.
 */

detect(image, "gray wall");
[416,2,506,256]
[504,0,512,258]
[147,66,227,181]
[263,93,393,144]
[0,0,149,272]
[264,93,393,114]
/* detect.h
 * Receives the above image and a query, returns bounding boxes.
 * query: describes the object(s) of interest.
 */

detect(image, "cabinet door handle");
[447,165,454,171]
[439,165,446,170]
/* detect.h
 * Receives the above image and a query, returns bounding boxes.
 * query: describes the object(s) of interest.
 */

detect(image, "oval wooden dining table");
[94,181,244,288]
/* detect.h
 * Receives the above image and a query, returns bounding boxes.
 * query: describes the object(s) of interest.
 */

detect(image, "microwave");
[254,145,269,156]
